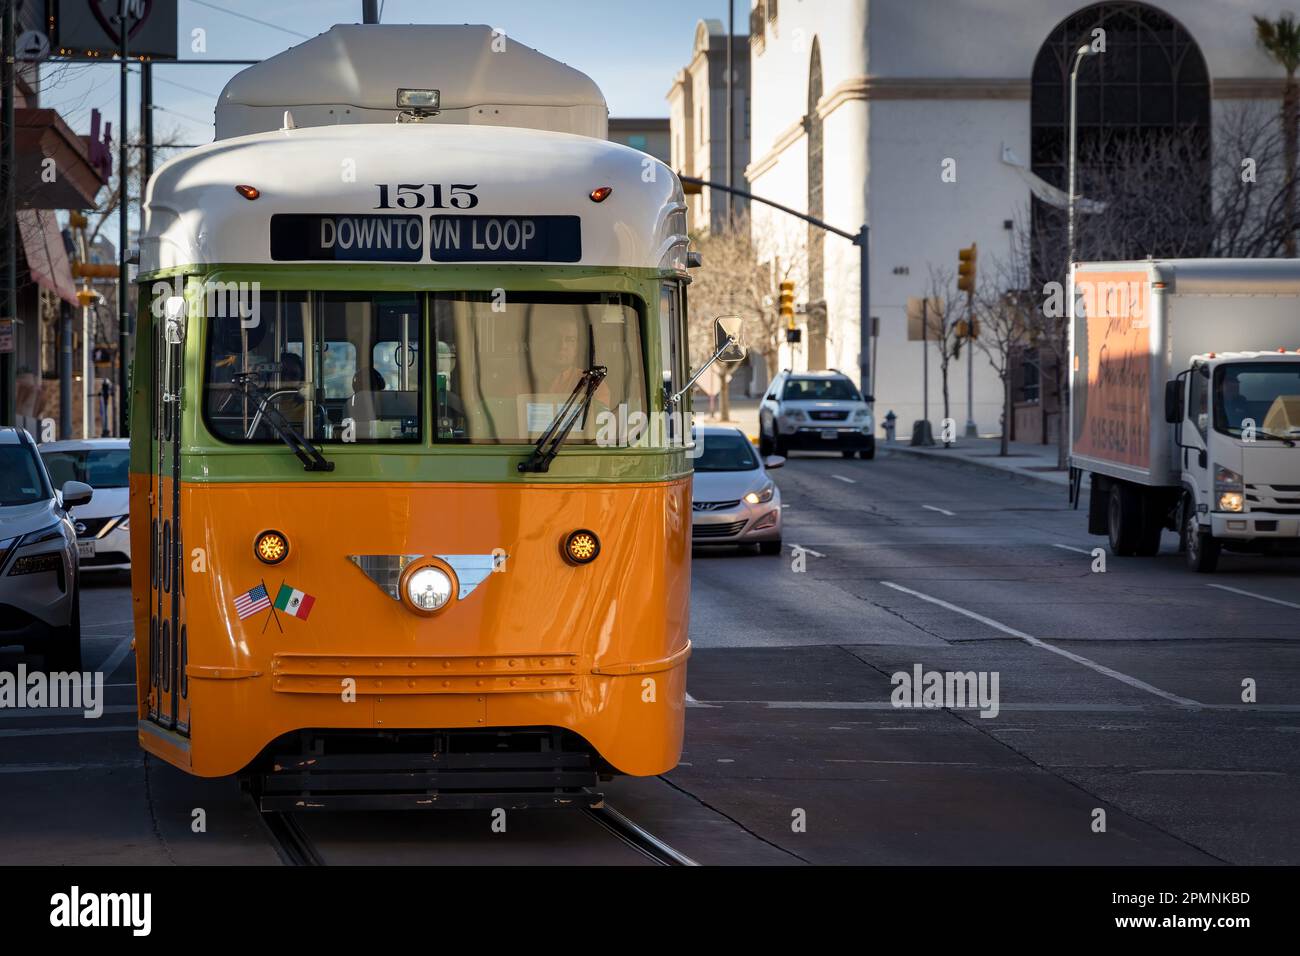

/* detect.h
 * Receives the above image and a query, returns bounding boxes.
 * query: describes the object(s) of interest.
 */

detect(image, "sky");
[41,0,744,151]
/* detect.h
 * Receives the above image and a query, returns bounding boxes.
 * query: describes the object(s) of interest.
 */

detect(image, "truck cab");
[1168,350,1300,571]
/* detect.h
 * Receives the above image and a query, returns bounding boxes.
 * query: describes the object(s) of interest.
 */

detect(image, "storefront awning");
[16,108,109,210]
[19,210,79,307]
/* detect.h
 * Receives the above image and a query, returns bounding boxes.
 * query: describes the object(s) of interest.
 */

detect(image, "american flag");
[234,583,271,619]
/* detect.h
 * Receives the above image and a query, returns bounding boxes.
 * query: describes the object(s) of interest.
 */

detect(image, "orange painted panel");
[1074,270,1151,468]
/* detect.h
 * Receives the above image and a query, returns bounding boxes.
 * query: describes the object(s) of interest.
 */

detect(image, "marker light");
[589,186,613,203]
[235,185,260,200]
[254,530,289,564]
[404,565,454,612]
[563,529,601,565]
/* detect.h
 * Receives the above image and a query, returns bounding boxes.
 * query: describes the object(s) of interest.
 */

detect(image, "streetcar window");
[431,291,647,443]
[203,291,422,443]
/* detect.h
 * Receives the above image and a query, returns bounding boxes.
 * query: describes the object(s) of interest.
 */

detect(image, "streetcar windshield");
[205,291,423,443]
[431,292,646,443]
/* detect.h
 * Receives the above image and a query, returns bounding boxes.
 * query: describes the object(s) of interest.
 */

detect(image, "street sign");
[0,318,14,354]
[52,0,179,60]
[17,30,51,62]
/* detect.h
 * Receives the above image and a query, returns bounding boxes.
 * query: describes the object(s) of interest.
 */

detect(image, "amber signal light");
[235,184,261,200]
[255,530,289,565]
[562,529,600,565]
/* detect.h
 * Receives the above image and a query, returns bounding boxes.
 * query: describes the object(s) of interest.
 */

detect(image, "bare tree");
[920,267,968,447]
[974,257,1034,458]
[688,211,799,420]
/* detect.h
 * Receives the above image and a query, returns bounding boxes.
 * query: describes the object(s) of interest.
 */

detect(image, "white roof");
[140,123,687,272]
[37,438,130,451]
[1076,258,1300,294]
[216,24,608,140]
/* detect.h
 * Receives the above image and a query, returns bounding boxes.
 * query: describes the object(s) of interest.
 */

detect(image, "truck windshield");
[1214,363,1300,438]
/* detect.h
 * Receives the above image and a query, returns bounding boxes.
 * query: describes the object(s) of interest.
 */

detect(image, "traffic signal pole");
[677,175,871,401]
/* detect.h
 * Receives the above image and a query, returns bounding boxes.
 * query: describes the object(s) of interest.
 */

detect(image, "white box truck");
[1070,259,1300,572]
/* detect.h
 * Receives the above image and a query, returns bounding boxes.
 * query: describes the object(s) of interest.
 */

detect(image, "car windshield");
[695,432,759,472]
[0,443,52,506]
[41,448,129,489]
[1214,363,1300,437]
[783,377,861,401]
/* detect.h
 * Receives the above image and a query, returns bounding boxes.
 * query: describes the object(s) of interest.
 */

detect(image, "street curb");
[882,443,1074,496]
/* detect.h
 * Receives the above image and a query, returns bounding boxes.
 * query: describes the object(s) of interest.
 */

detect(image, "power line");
[154,74,224,99]
[187,0,310,40]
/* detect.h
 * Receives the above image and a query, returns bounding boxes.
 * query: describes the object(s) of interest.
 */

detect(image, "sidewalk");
[886,434,1074,492]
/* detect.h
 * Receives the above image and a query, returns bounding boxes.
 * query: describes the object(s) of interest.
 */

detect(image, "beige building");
[666,19,750,235]
[607,118,670,164]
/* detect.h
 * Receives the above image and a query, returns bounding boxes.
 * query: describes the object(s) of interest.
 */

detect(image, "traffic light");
[779,280,795,325]
[955,318,981,339]
[957,243,977,294]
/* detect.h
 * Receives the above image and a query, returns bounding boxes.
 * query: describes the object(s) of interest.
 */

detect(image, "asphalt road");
[1,447,1297,865]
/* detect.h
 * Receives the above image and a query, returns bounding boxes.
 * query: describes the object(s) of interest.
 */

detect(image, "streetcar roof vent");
[216,24,608,140]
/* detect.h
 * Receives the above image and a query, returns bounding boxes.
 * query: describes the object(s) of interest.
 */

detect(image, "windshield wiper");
[231,373,335,471]
[518,365,608,474]
[1248,429,1298,447]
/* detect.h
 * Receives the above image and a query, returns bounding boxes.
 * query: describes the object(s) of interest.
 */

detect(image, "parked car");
[39,438,131,572]
[692,425,784,555]
[758,369,875,459]
[0,427,92,670]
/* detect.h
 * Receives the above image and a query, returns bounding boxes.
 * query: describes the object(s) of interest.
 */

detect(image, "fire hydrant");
[884,410,897,443]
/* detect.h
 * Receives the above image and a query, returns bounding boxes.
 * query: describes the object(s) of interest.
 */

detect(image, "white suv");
[759,371,875,459]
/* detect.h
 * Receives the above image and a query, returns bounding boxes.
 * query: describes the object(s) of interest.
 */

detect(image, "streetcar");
[128,25,743,808]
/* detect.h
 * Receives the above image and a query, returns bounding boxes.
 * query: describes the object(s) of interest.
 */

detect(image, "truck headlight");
[1215,466,1244,512]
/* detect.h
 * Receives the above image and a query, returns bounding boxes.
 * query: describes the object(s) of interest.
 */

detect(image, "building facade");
[607,117,671,164]
[745,0,1287,439]
[667,19,751,235]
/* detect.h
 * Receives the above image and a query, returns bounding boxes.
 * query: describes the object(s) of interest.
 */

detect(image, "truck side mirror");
[1164,379,1184,424]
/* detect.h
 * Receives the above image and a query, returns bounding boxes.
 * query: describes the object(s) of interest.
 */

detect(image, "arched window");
[1031,2,1210,266]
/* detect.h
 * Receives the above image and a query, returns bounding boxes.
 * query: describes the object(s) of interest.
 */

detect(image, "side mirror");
[763,455,786,470]
[163,296,186,344]
[61,480,93,509]
[1164,379,1184,424]
[865,394,875,404]
[713,315,747,366]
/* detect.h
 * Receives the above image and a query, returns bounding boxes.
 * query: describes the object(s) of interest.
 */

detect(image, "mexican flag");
[274,583,315,620]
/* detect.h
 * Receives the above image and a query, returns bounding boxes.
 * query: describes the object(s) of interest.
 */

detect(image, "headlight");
[853,408,870,421]
[405,566,453,610]
[782,409,806,422]
[744,481,776,505]
[19,523,64,546]
[1215,466,1244,512]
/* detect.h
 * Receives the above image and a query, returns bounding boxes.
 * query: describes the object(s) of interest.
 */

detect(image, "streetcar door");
[149,296,186,732]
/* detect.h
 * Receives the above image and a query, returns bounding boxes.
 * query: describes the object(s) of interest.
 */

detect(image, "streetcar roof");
[140,123,687,273]
[216,24,608,140]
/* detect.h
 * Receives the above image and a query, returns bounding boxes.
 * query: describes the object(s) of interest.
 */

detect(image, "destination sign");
[428,215,581,263]
[270,214,424,262]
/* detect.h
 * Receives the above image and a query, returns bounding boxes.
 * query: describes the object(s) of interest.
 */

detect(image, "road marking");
[832,474,856,484]
[922,505,956,516]
[0,760,141,774]
[0,704,135,720]
[1206,583,1300,610]
[879,580,1205,708]
[0,725,136,738]
[684,693,719,709]
[789,543,826,558]
[1052,543,1094,555]
[94,635,134,676]
[1134,769,1285,776]
[666,699,1300,712]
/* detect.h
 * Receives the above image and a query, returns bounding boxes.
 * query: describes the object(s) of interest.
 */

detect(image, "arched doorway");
[1030,2,1211,271]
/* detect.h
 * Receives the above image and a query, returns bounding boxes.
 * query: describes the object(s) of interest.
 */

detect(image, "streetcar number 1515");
[374,183,479,210]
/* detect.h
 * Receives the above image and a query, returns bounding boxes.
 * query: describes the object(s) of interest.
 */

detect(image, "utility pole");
[116,0,134,437]
[1,0,14,428]
[362,1,380,24]
[725,0,733,222]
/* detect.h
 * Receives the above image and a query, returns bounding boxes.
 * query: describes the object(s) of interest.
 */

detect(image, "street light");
[1067,43,1096,287]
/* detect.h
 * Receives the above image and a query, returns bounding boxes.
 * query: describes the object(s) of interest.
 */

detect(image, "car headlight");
[744,481,776,505]
[405,566,453,610]
[782,409,806,422]
[853,408,870,421]
[1215,466,1244,512]
[19,522,64,546]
